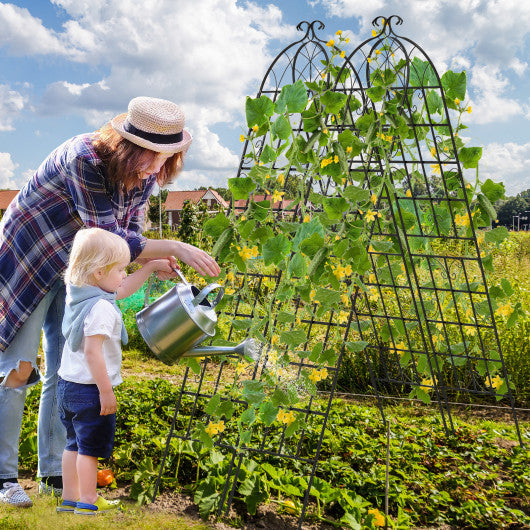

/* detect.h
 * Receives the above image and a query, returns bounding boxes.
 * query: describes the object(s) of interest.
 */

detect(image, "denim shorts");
[57,377,116,458]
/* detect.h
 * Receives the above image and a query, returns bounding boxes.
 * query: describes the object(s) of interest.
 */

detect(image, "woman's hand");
[174,241,221,277]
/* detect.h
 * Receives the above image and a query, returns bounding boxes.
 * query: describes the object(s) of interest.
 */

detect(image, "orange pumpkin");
[97,468,115,487]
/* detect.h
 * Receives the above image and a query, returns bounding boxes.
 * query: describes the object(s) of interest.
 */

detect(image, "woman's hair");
[64,228,131,286]
[92,123,184,191]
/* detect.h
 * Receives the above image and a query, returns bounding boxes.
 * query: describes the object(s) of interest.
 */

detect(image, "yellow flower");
[337,311,349,324]
[370,194,378,205]
[486,375,503,390]
[368,508,385,527]
[205,421,219,436]
[277,409,296,426]
[430,164,441,174]
[368,287,379,302]
[336,30,342,36]
[226,271,235,283]
[454,213,470,227]
[421,377,434,390]
[323,128,328,135]
[368,273,376,283]
[467,106,472,113]
[375,49,381,55]
[454,98,460,105]
[321,72,326,79]
[367,57,372,63]
[240,134,245,142]
[346,146,352,154]
[341,293,349,305]
[271,335,279,345]
[277,173,285,186]
[252,124,259,132]
[372,30,378,37]
[326,39,335,47]
[430,147,437,157]
[406,189,412,197]
[216,420,225,433]
[495,302,512,318]
[365,209,376,222]
[303,214,311,223]
[345,37,350,43]
[239,245,259,260]
[272,190,284,203]
[394,341,406,354]
[334,155,339,164]
[340,51,345,58]
[320,368,328,379]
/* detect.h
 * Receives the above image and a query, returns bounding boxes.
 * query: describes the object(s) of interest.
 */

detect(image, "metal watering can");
[136,269,258,365]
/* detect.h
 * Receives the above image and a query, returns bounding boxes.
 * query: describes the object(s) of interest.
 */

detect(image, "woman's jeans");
[0,280,66,480]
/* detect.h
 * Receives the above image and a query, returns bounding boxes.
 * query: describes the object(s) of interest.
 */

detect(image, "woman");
[0,96,220,507]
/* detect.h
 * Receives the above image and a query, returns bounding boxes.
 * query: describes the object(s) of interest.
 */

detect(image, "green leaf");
[242,380,265,406]
[355,111,375,133]
[275,80,308,114]
[239,407,256,425]
[216,400,235,419]
[292,218,325,251]
[342,185,371,203]
[205,394,221,415]
[271,115,292,140]
[409,57,437,87]
[441,70,467,100]
[458,146,483,169]
[299,231,325,258]
[259,401,279,426]
[287,253,307,278]
[481,179,505,203]
[280,329,307,347]
[203,212,230,238]
[228,177,255,200]
[501,278,513,297]
[337,129,365,157]
[260,144,277,163]
[245,95,274,127]
[367,85,386,103]
[270,388,290,407]
[323,197,349,220]
[321,90,348,113]
[314,287,341,308]
[426,90,443,115]
[262,234,291,266]
[345,341,369,352]
[485,226,509,244]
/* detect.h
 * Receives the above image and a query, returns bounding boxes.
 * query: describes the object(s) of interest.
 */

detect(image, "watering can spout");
[183,339,260,361]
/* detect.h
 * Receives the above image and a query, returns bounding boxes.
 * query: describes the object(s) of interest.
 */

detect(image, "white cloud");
[466,65,522,124]
[481,141,530,195]
[0,153,18,188]
[0,84,26,131]
[166,168,233,191]
[0,0,295,178]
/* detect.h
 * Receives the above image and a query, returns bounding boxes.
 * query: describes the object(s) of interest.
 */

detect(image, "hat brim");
[110,113,193,154]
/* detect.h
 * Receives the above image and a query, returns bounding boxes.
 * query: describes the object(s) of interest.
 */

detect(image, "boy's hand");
[146,258,176,280]
[99,389,117,416]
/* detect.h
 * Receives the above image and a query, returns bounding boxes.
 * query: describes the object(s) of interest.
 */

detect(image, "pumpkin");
[97,468,115,487]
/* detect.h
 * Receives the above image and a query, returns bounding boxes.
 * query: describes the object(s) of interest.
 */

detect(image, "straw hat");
[111,96,192,154]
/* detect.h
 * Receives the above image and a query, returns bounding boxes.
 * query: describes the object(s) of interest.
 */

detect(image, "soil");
[18,472,336,530]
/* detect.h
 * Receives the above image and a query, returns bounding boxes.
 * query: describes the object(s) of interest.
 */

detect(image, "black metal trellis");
[153,17,522,527]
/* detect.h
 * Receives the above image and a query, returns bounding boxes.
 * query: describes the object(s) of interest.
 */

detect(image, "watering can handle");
[193,283,224,308]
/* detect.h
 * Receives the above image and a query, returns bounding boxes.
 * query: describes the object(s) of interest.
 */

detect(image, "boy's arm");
[84,334,117,416]
[116,259,173,300]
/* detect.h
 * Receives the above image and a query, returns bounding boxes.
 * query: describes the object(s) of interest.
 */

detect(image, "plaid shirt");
[0,133,156,352]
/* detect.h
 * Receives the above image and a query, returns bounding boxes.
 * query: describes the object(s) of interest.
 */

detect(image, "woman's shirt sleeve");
[62,154,149,261]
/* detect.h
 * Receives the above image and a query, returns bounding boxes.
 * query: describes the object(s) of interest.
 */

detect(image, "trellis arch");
[154,16,521,527]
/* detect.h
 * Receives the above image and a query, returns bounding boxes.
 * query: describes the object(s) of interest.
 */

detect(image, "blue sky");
[0,0,529,195]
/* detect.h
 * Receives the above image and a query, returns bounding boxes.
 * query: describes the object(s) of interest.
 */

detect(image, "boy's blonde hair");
[64,228,131,286]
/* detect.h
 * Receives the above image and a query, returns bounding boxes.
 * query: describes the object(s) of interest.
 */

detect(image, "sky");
[0,0,529,196]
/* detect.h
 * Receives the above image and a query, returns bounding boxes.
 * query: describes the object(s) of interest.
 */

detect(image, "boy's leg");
[61,450,79,502]
[38,282,67,488]
[76,454,98,505]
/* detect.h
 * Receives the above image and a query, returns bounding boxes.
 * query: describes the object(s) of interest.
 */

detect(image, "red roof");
[164,189,228,211]
[0,190,18,210]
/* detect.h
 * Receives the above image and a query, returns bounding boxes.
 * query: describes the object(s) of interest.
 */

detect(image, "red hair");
[92,123,184,191]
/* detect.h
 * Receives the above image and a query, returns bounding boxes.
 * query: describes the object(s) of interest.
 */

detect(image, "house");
[0,190,18,216]
[164,189,229,227]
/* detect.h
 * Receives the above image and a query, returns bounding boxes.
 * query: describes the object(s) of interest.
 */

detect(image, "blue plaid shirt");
[0,133,156,351]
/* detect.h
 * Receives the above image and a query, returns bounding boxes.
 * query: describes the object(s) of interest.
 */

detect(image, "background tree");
[147,189,169,227]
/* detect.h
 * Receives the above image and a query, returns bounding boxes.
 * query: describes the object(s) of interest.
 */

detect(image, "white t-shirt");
[59,298,123,386]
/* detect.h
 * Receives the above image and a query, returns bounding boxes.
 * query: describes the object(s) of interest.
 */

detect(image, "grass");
[0,495,210,530]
